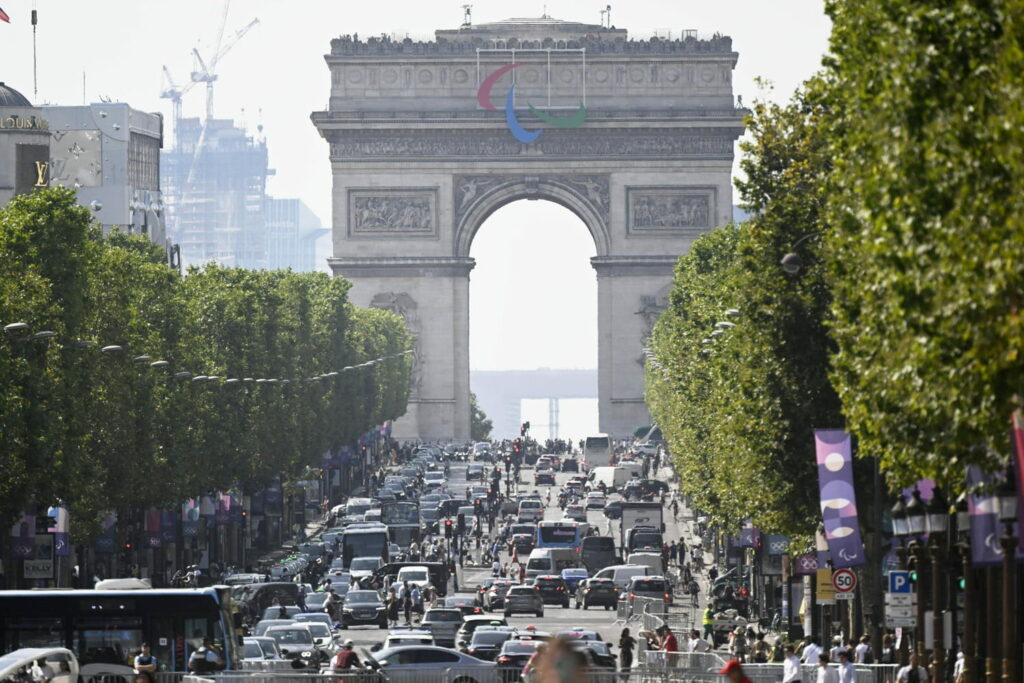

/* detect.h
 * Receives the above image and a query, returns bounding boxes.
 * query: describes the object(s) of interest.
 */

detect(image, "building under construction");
[161,116,271,269]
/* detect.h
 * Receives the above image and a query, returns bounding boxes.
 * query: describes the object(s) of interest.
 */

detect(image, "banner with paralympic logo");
[815,429,866,568]
[477,63,587,143]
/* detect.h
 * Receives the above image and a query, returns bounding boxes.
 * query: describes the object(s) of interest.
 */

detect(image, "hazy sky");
[1,0,832,373]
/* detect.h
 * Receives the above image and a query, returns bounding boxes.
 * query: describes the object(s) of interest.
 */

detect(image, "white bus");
[583,434,612,468]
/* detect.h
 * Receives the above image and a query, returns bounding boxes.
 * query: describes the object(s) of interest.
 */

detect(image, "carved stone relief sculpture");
[349,189,438,237]
[627,187,717,235]
[370,292,423,396]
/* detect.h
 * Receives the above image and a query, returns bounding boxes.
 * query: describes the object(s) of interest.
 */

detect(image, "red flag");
[0,7,10,23]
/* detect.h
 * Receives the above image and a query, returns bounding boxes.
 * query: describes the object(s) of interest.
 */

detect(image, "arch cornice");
[452,174,612,258]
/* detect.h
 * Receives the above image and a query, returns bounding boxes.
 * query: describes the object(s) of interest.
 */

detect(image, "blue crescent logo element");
[505,85,542,144]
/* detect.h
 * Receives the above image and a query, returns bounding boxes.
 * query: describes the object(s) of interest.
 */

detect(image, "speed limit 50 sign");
[832,568,857,599]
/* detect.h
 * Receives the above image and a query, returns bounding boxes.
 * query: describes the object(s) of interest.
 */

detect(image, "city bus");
[381,501,421,549]
[0,586,241,672]
[535,520,583,551]
[583,434,612,468]
[340,522,391,568]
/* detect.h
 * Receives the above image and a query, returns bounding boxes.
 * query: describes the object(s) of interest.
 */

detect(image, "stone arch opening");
[453,176,611,259]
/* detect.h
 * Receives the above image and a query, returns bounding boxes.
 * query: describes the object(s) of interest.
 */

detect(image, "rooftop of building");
[0,82,33,107]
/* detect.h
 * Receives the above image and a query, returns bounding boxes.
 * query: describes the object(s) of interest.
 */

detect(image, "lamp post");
[906,489,927,659]
[779,232,823,275]
[892,496,911,666]
[954,492,976,683]
[926,489,949,680]
[995,478,1017,683]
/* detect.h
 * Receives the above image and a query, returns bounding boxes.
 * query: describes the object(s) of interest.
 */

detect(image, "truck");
[583,434,612,469]
[618,501,665,550]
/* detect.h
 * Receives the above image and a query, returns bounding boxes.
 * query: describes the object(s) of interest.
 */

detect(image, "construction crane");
[159,66,198,150]
[184,1,259,190]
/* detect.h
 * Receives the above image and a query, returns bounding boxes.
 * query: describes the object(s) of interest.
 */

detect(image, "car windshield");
[421,508,439,521]
[400,570,428,582]
[244,642,263,659]
[583,538,615,551]
[350,558,379,570]
[425,610,462,622]
[503,641,541,654]
[635,579,668,592]
[307,624,331,638]
[270,629,313,646]
[589,579,614,587]
[508,587,534,595]
[527,558,550,570]
[537,578,563,586]
[346,591,382,604]
[521,501,541,509]
[473,631,513,645]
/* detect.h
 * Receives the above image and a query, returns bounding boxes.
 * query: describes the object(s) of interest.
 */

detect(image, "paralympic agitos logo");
[477,63,587,143]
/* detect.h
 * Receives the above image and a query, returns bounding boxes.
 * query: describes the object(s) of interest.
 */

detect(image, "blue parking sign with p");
[889,570,911,593]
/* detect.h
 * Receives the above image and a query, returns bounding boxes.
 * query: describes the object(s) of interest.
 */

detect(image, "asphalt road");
[342,459,665,656]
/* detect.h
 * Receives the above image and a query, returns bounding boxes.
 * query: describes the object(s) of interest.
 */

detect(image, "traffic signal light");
[457,513,466,535]
[444,520,453,538]
[521,424,526,436]
[474,499,482,514]
[124,541,133,550]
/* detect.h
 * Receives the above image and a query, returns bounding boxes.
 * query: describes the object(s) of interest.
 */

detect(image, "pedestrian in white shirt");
[896,653,930,682]
[687,629,711,653]
[783,646,803,683]
[854,635,874,663]
[816,653,839,683]
[829,635,847,662]
[837,651,856,683]
[802,637,823,665]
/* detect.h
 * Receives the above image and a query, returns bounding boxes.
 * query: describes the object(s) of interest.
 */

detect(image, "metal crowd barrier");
[642,652,726,671]
[152,672,385,683]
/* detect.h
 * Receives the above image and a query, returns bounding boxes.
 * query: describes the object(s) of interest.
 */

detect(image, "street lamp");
[926,489,948,534]
[892,497,910,538]
[954,492,975,683]
[906,489,927,536]
[926,489,948,679]
[780,232,823,275]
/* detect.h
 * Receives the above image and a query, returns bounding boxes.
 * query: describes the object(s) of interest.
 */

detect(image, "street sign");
[885,616,917,628]
[886,605,916,618]
[816,568,836,604]
[885,593,916,606]
[833,568,857,593]
[888,570,911,594]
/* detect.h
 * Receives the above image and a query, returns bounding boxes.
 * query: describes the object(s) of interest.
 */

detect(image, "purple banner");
[967,466,1009,566]
[161,511,177,543]
[815,430,866,568]
[793,553,819,575]
[739,520,761,548]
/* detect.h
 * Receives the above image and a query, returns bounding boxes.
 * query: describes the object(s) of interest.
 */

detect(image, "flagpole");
[32,8,38,98]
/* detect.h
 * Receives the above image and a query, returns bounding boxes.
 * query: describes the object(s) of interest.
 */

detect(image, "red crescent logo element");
[477,63,522,110]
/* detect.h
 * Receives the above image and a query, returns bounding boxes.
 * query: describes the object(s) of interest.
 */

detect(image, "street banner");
[967,466,1002,565]
[46,506,70,557]
[766,534,789,555]
[161,511,177,544]
[815,429,866,567]
[199,495,216,518]
[9,513,34,558]
[182,499,200,538]
[739,520,761,548]
[793,552,819,575]
[146,508,162,533]
[1012,411,1024,553]
[94,511,117,554]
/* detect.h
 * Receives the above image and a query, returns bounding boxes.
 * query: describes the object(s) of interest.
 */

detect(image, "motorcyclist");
[332,640,361,671]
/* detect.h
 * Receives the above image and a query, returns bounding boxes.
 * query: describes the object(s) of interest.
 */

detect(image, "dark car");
[467,465,485,480]
[575,577,619,610]
[603,500,623,520]
[445,593,483,616]
[511,533,535,555]
[534,469,556,486]
[533,575,570,607]
[561,458,580,472]
[484,579,514,611]
[371,562,450,597]
[464,626,517,661]
[571,640,617,669]
[497,639,544,681]
[339,589,387,629]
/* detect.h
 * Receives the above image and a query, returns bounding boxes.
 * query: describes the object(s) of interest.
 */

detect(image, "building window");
[129,133,160,190]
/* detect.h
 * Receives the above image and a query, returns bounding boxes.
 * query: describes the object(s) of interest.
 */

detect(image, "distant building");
[265,197,328,272]
[161,117,271,268]
[45,103,166,245]
[0,82,53,206]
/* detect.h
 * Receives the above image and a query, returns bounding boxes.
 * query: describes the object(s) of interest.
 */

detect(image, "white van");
[626,551,665,575]
[591,564,651,589]
[618,460,644,479]
[518,499,544,522]
[589,466,631,492]
[525,548,580,579]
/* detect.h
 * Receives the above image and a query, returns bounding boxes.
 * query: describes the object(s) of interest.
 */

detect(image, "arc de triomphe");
[312,17,745,441]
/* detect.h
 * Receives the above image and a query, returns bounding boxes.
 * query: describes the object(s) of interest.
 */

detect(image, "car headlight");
[300,651,313,659]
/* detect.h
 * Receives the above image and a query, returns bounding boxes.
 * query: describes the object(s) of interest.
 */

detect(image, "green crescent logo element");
[527,101,587,129]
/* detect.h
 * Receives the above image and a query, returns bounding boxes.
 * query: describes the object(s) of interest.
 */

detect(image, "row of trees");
[0,189,413,540]
[648,0,1024,543]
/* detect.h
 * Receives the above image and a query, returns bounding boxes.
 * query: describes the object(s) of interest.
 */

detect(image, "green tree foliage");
[469,392,493,441]
[0,188,412,535]
[647,82,842,541]
[823,0,1024,489]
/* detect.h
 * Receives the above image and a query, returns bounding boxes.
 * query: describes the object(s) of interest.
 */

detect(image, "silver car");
[503,585,544,617]
[369,645,498,683]
[421,608,464,647]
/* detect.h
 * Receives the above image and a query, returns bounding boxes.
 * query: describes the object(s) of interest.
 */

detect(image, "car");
[532,575,571,607]
[475,577,498,605]
[350,556,384,582]
[517,500,544,523]
[570,640,617,669]
[534,469,556,486]
[561,458,580,472]
[584,492,607,510]
[563,504,587,523]
[261,604,302,621]
[626,575,673,606]
[483,579,514,611]
[421,608,464,647]
[264,624,320,665]
[456,615,509,651]
[305,621,336,651]
[504,585,544,617]
[466,465,485,480]
[381,628,436,650]
[555,629,604,643]
[574,577,618,610]
[495,639,544,678]
[634,442,659,457]
[560,568,589,592]
[510,533,535,555]
[445,594,483,616]
[254,618,296,637]
[367,645,498,683]
[602,500,622,520]
[397,565,433,590]
[463,625,517,661]
[340,589,388,629]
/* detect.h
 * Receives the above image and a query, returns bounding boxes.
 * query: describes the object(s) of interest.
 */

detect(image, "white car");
[584,492,607,510]
[383,629,436,649]
[349,556,383,582]
[369,646,499,683]
[396,565,432,589]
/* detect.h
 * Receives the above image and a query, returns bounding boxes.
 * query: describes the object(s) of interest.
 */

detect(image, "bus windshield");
[342,530,389,567]
[536,522,581,550]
